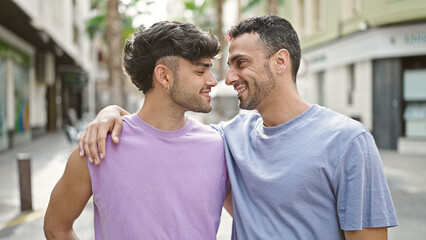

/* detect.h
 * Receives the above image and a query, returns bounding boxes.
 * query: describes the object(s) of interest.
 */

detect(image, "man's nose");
[225,68,239,86]
[206,71,217,87]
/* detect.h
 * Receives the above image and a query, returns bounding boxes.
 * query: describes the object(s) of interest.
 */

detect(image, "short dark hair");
[123,21,220,93]
[226,15,301,80]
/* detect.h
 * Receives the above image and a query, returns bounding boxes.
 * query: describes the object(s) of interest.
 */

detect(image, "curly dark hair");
[123,21,220,94]
[226,15,301,81]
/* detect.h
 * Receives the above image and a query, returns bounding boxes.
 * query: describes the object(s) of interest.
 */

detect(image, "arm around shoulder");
[44,147,92,239]
[78,105,129,164]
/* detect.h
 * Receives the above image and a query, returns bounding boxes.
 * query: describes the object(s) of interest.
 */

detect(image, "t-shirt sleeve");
[332,132,398,231]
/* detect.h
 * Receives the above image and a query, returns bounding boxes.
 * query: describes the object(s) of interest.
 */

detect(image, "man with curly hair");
[44,21,230,239]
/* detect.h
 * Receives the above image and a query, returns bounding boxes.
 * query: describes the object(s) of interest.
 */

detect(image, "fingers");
[77,106,124,165]
[78,129,86,157]
[111,118,123,144]
[83,126,93,163]
[88,127,101,165]
[97,127,109,161]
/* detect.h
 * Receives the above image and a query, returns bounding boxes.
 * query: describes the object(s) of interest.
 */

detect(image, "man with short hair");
[44,21,230,240]
[80,16,398,239]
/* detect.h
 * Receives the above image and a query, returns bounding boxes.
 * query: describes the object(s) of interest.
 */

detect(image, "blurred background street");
[1,0,426,239]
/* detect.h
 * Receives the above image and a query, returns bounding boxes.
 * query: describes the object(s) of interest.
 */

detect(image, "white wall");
[325,67,348,112]
[353,60,372,129]
[298,74,319,104]
[76,0,92,68]
[13,0,40,19]
[302,60,373,130]
[29,64,48,128]
[13,0,93,73]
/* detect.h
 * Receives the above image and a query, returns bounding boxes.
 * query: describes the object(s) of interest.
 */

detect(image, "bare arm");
[44,148,92,239]
[78,105,129,164]
[344,227,388,240]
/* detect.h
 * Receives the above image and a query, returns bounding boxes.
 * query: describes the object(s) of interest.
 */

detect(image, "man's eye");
[237,60,245,66]
[197,71,204,75]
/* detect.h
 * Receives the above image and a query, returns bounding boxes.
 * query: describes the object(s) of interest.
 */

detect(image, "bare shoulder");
[64,147,91,181]
[51,147,91,197]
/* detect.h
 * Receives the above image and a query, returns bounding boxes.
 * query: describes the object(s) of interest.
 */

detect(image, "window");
[297,0,323,36]
[341,0,361,21]
[312,0,322,31]
[13,62,31,145]
[297,0,305,36]
[403,69,426,138]
[73,25,79,44]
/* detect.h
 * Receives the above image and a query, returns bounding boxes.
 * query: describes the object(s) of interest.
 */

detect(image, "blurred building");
[147,0,426,154]
[0,0,94,151]
[277,0,426,155]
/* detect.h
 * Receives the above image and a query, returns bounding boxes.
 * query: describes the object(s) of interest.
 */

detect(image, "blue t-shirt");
[213,104,398,240]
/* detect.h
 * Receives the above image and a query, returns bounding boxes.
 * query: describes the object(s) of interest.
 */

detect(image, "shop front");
[398,57,426,154]
[302,22,426,153]
[12,61,30,146]
[0,38,32,150]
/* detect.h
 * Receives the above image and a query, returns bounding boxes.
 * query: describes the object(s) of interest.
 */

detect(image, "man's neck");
[257,85,312,127]
[136,95,187,131]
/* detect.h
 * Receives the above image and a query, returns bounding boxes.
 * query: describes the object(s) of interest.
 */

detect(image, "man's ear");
[153,64,172,89]
[273,49,291,74]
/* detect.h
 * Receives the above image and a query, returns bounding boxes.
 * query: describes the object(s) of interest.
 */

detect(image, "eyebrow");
[227,54,245,66]
[194,61,213,68]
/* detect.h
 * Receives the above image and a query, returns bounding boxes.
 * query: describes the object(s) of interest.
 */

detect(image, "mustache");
[201,87,212,91]
[233,81,247,89]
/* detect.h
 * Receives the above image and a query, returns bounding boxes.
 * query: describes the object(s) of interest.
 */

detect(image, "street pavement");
[381,150,426,239]
[0,131,425,239]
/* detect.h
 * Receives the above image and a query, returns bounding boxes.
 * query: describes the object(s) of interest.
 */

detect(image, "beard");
[169,71,212,113]
[239,62,276,110]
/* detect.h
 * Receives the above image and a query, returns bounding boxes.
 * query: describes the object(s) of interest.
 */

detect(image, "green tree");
[180,0,226,78]
[87,0,149,42]
[216,0,225,78]
[242,0,284,15]
[87,0,153,106]
[107,0,124,105]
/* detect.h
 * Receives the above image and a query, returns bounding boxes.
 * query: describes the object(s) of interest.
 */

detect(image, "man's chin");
[192,106,212,113]
[239,100,257,110]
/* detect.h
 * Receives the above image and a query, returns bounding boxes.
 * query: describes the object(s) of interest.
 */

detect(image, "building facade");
[279,0,426,154]
[0,0,94,151]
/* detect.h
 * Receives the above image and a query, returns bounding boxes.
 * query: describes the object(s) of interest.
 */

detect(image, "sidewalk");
[379,149,426,239]
[0,131,94,239]
[0,131,424,239]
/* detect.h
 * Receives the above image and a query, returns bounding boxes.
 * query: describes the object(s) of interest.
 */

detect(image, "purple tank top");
[86,114,228,240]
